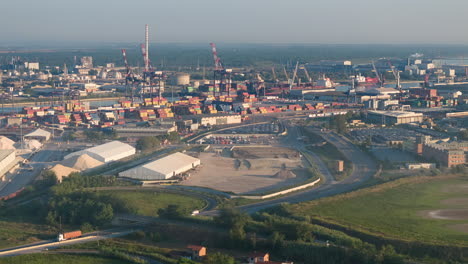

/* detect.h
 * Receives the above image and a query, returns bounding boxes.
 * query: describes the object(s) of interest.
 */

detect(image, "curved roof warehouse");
[64,141,136,163]
[119,152,200,180]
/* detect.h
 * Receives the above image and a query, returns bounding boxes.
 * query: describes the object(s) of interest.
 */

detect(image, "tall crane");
[387,61,401,90]
[210,43,232,96]
[301,65,313,84]
[371,60,383,87]
[283,66,290,83]
[121,49,140,103]
[271,67,279,84]
[289,62,299,91]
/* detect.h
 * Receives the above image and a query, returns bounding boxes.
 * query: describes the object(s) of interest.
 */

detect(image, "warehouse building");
[0,150,16,181]
[366,110,423,125]
[24,128,51,142]
[111,125,177,137]
[0,136,15,150]
[197,115,241,127]
[64,141,135,163]
[119,152,200,180]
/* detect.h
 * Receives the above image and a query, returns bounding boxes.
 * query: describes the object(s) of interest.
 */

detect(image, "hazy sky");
[2,0,468,45]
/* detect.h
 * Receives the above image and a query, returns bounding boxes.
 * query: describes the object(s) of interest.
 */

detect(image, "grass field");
[102,190,207,217]
[0,221,55,249]
[0,254,130,264]
[288,175,468,246]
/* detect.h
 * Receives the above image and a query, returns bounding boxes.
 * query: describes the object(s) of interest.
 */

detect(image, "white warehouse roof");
[24,128,51,141]
[119,152,200,180]
[64,140,136,163]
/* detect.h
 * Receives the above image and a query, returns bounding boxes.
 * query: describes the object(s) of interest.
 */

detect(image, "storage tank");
[173,73,190,85]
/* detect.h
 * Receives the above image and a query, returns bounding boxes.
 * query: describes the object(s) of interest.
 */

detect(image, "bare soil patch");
[418,209,468,220]
[232,147,300,159]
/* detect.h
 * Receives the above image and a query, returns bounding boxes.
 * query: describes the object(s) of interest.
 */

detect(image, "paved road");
[286,124,335,184]
[0,142,64,197]
[0,228,136,258]
[200,124,377,216]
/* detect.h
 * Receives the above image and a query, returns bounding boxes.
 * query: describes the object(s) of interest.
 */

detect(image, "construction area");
[180,147,310,195]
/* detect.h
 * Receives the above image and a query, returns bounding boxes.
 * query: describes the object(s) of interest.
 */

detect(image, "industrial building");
[119,152,200,180]
[423,144,466,167]
[24,128,51,142]
[64,141,135,163]
[197,115,242,126]
[0,150,16,181]
[415,136,468,167]
[366,111,424,125]
[111,124,177,137]
[0,136,15,150]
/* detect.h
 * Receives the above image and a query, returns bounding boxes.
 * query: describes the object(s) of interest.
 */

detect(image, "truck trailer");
[58,230,82,241]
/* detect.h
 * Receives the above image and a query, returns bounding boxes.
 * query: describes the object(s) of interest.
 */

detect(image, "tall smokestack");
[145,24,149,72]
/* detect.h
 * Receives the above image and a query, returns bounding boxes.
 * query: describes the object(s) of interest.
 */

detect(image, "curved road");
[201,123,377,215]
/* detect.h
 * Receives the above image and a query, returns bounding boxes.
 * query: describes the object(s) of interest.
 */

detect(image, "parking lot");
[223,122,280,134]
[350,128,423,143]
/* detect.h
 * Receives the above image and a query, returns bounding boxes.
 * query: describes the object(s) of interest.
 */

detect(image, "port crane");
[289,62,299,91]
[301,65,313,86]
[140,43,166,103]
[283,66,290,84]
[387,61,401,90]
[271,67,279,84]
[210,43,232,96]
[371,60,384,87]
[387,61,403,99]
[121,49,142,103]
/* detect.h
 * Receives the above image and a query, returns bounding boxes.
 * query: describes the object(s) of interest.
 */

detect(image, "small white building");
[199,115,241,126]
[406,163,437,170]
[64,141,135,163]
[119,152,200,180]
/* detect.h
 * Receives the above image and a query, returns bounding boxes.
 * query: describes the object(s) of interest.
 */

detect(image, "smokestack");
[145,24,149,72]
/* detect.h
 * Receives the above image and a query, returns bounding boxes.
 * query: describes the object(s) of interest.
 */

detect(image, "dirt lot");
[181,147,309,195]
[419,209,468,220]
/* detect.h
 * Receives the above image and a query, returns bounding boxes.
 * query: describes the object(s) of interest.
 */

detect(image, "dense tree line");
[136,132,180,151]
[208,207,405,264]
[45,173,123,228]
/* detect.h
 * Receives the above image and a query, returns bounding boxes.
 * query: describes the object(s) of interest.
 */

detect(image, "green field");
[289,175,468,246]
[102,190,207,217]
[0,221,55,249]
[0,254,130,264]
